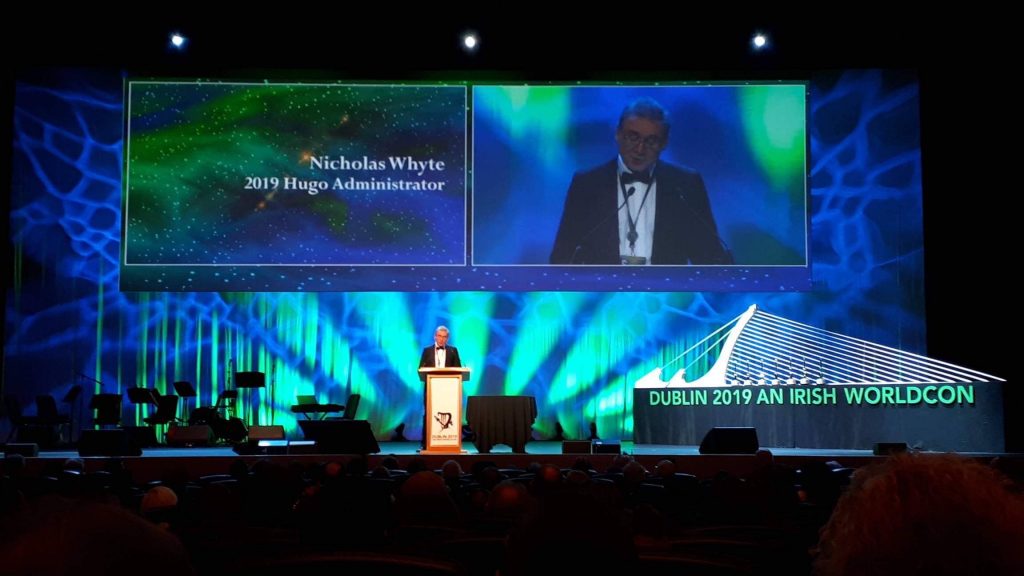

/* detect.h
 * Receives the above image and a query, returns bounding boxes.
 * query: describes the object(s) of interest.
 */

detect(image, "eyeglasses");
[621,131,663,149]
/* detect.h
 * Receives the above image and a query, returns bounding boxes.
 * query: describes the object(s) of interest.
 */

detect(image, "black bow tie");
[620,171,652,186]
[435,347,445,351]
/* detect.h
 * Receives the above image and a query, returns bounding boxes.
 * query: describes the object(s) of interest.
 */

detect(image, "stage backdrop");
[4,69,927,445]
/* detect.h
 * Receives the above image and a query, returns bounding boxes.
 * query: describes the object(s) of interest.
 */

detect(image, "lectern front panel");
[426,374,462,451]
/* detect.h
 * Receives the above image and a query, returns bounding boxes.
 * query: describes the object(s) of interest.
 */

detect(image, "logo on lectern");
[434,412,454,430]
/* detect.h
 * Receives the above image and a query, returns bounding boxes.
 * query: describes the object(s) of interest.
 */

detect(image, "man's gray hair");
[617,97,671,135]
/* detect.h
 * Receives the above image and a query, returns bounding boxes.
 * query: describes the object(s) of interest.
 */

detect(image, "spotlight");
[751,33,768,51]
[169,32,187,50]
[461,32,479,53]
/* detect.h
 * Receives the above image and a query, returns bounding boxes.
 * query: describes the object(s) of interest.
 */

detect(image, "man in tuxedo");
[549,97,733,265]
[417,325,461,448]
[418,325,462,371]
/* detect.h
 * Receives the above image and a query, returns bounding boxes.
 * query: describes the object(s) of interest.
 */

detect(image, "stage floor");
[32,441,880,460]
[13,440,1009,484]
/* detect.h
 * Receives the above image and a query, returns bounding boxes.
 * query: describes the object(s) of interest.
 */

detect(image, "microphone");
[675,187,734,265]
[75,371,104,385]
[570,185,636,264]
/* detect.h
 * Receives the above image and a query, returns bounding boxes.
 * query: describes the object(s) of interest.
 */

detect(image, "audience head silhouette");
[815,453,1024,576]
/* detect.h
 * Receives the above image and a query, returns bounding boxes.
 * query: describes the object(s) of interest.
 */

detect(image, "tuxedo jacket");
[419,345,462,369]
[549,159,732,265]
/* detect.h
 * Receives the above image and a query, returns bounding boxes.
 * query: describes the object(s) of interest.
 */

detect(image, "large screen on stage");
[121,81,808,291]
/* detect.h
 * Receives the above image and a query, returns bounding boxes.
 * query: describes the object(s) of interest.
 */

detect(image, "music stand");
[127,387,158,426]
[62,385,83,443]
[215,389,238,418]
[127,387,158,405]
[235,372,265,426]
[172,381,197,421]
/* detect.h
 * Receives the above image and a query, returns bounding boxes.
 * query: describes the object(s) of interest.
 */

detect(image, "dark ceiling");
[3,9,958,75]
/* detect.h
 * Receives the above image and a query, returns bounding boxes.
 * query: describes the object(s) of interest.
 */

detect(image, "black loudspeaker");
[248,425,285,441]
[4,443,40,457]
[14,426,57,447]
[122,426,158,448]
[297,420,380,454]
[78,430,143,457]
[592,441,622,454]
[166,425,213,447]
[873,442,908,456]
[698,427,759,454]
[562,440,592,454]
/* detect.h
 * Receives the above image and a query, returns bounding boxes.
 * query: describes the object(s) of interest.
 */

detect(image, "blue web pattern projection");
[4,69,923,442]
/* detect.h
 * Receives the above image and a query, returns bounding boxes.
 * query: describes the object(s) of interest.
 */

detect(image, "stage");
[9,441,1008,484]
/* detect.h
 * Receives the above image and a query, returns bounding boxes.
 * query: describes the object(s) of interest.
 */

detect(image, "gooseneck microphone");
[676,188,734,264]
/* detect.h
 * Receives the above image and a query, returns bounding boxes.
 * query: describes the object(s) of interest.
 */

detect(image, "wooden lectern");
[418,367,470,454]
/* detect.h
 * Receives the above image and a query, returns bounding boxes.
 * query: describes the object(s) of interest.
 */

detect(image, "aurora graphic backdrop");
[5,69,925,442]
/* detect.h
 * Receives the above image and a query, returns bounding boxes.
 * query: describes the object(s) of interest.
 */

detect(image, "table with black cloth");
[466,395,537,453]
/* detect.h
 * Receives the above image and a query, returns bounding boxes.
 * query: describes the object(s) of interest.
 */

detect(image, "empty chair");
[35,394,72,444]
[62,385,83,406]
[4,394,46,442]
[143,394,180,442]
[36,395,70,421]
[322,393,361,421]
[342,393,361,420]
[143,394,179,425]
[90,393,123,427]
[62,385,83,442]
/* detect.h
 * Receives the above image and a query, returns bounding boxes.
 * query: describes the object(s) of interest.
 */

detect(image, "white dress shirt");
[617,157,657,263]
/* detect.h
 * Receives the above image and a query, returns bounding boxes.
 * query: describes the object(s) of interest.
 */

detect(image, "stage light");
[751,33,769,50]
[169,33,187,50]
[461,32,479,53]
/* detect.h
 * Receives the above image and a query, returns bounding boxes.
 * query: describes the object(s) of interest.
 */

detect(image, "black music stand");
[172,381,197,421]
[214,389,238,418]
[127,387,158,405]
[235,372,265,426]
[62,385,83,443]
[127,387,158,425]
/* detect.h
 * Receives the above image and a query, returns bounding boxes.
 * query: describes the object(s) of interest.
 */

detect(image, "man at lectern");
[419,325,462,373]
[418,325,462,448]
